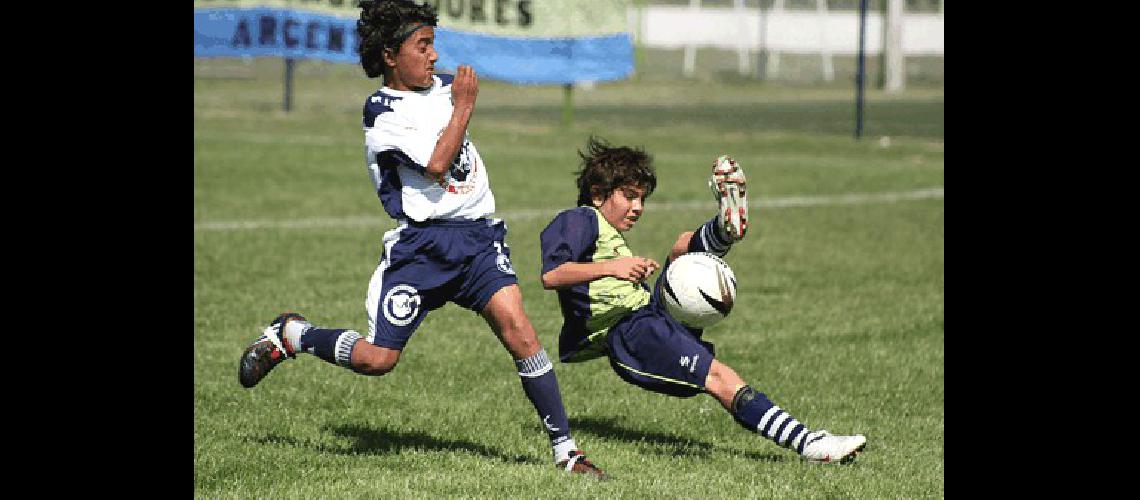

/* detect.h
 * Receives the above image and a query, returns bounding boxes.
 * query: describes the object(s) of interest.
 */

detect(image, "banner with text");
[193,0,633,83]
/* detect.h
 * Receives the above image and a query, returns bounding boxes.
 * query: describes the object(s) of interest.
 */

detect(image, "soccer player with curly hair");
[237,0,604,477]
[539,136,867,464]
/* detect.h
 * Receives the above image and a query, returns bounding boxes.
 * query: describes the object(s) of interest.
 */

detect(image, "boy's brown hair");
[575,136,657,207]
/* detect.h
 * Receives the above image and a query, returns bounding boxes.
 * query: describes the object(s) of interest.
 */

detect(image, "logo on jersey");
[383,285,421,326]
[448,140,474,182]
[496,254,515,275]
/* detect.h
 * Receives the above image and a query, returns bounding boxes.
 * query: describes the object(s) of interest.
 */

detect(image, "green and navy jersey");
[540,206,651,362]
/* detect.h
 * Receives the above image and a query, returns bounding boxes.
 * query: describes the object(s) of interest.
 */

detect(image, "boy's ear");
[592,193,605,207]
[383,47,398,68]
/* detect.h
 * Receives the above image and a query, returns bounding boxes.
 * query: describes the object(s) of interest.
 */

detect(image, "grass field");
[194,57,943,498]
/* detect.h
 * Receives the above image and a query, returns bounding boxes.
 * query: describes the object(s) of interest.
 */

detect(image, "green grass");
[195,57,943,498]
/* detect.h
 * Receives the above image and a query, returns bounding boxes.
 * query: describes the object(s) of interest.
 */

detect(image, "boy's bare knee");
[506,331,539,356]
[499,319,540,358]
[351,343,400,376]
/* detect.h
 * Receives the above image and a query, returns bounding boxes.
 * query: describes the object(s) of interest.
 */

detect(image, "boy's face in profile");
[386,26,438,91]
[594,184,647,232]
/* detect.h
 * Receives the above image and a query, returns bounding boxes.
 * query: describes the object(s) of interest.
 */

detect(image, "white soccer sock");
[553,438,578,464]
[282,320,312,354]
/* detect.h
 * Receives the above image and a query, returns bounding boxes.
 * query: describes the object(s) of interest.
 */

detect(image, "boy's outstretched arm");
[542,257,660,290]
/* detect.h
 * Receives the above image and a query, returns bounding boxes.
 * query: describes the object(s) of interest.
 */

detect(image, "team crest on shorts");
[383,284,421,326]
[496,254,515,275]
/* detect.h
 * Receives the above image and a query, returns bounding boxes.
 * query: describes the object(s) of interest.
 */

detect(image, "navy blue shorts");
[605,258,715,398]
[365,218,519,350]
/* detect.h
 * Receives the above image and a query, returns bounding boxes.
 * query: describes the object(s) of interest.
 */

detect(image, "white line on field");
[195,187,943,231]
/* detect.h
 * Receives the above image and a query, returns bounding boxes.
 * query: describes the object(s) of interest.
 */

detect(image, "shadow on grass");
[732,449,790,463]
[571,416,714,458]
[250,420,789,465]
[572,415,789,463]
[249,424,541,465]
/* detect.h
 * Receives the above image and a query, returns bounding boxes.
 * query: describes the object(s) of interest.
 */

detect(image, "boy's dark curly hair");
[575,136,657,207]
[356,0,439,79]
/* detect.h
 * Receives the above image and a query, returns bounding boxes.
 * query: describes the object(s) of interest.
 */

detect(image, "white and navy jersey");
[362,74,494,222]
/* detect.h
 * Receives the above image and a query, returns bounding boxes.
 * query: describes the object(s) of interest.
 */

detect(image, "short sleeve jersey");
[362,74,494,222]
[540,206,652,362]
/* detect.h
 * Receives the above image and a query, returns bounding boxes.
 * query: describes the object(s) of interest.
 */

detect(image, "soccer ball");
[661,252,737,329]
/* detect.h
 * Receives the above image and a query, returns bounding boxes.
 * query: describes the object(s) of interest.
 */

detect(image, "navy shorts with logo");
[605,258,715,398]
[365,218,518,350]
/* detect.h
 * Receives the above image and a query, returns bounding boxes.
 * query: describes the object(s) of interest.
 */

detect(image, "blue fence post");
[284,57,295,112]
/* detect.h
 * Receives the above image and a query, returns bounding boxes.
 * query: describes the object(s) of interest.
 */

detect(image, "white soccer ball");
[661,252,737,329]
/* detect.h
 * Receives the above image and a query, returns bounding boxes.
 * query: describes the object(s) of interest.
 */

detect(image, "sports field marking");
[195,187,943,231]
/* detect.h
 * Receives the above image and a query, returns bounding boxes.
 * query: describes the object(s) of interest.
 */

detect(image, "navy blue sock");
[299,328,362,369]
[688,217,732,257]
[516,349,573,447]
[732,385,813,453]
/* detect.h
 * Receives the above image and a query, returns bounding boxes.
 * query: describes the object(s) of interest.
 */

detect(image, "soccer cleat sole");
[710,156,749,241]
[721,184,748,240]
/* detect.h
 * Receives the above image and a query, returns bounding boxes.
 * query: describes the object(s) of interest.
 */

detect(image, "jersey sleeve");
[540,208,599,275]
[364,108,437,171]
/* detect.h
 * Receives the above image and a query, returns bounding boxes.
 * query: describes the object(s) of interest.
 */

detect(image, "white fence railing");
[631,6,944,55]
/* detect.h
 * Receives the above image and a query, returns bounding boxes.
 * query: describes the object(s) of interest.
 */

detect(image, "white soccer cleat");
[800,431,867,464]
[708,155,749,242]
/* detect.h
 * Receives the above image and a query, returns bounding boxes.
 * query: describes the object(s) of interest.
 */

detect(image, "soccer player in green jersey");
[538,136,867,464]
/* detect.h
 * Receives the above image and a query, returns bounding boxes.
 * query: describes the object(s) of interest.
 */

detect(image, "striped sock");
[688,217,732,257]
[731,386,815,454]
